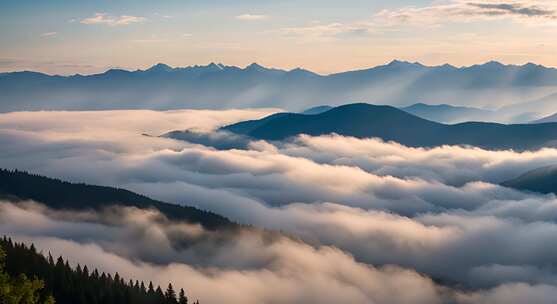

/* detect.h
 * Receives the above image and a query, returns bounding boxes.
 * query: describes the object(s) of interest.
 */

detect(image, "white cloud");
[40,32,57,37]
[374,0,557,27]
[81,13,146,27]
[276,0,557,40]
[235,14,270,21]
[277,22,373,40]
[4,109,557,300]
[155,13,173,19]
[0,202,448,304]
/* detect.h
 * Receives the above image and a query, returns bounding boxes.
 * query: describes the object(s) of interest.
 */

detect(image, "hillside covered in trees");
[1,237,198,304]
[0,169,233,230]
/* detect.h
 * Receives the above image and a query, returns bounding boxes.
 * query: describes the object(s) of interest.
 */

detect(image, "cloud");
[0,202,449,304]
[4,109,557,298]
[373,0,557,27]
[278,0,557,40]
[130,39,172,43]
[80,13,146,26]
[7,201,557,304]
[468,2,555,17]
[278,134,557,185]
[235,14,270,21]
[455,283,557,304]
[41,32,57,37]
[155,13,173,19]
[276,22,373,40]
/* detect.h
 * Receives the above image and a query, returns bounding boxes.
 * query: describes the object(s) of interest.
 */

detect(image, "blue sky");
[1,0,556,74]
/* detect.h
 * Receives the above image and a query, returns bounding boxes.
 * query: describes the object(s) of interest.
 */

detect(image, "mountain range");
[2,61,557,119]
[220,103,557,151]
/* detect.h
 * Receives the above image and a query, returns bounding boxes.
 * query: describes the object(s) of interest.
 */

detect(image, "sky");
[1,0,556,75]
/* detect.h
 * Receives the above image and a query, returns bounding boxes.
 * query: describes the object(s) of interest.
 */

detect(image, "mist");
[3,109,557,303]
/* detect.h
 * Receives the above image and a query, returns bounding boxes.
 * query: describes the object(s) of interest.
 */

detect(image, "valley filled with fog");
[3,108,557,303]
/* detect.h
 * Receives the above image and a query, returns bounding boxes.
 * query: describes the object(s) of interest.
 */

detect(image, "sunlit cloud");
[40,32,57,37]
[235,14,270,21]
[276,22,373,40]
[278,0,557,41]
[374,0,557,27]
[155,13,173,19]
[80,13,146,26]
[4,109,557,302]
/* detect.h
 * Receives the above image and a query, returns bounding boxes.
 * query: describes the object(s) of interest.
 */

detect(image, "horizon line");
[2,59,555,77]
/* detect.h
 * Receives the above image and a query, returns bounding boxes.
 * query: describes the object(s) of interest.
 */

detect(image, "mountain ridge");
[221,103,557,151]
[4,60,556,77]
[2,60,557,113]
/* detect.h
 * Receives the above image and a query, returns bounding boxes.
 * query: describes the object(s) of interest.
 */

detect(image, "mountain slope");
[501,165,557,194]
[0,169,234,229]
[222,103,557,151]
[300,105,333,115]
[530,109,557,123]
[401,103,495,123]
[2,61,557,112]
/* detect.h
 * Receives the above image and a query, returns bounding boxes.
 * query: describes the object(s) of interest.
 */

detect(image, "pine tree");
[165,283,177,304]
[0,246,55,304]
[178,288,188,304]
[0,237,201,304]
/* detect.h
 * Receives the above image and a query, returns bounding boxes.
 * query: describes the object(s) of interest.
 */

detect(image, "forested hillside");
[0,169,233,230]
[1,237,198,304]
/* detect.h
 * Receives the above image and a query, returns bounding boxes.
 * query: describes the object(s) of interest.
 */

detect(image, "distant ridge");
[5,60,553,77]
[502,165,557,195]
[531,113,557,124]
[2,60,557,113]
[401,103,495,124]
[222,103,557,151]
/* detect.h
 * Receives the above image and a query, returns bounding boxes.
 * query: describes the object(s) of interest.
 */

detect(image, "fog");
[2,109,557,303]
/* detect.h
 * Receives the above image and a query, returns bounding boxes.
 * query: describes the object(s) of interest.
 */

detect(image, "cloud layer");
[2,109,557,302]
[6,201,557,304]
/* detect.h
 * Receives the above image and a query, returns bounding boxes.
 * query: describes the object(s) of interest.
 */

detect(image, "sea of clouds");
[2,109,557,303]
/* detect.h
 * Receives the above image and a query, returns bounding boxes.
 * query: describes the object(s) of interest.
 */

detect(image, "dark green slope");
[0,169,233,229]
[223,103,557,151]
[502,165,557,194]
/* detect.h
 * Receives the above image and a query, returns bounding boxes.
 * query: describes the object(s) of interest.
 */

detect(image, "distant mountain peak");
[439,63,456,69]
[245,62,267,71]
[207,62,225,70]
[145,63,174,72]
[386,60,424,69]
[287,67,318,76]
[483,60,505,68]
[104,68,131,74]
[387,59,407,66]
